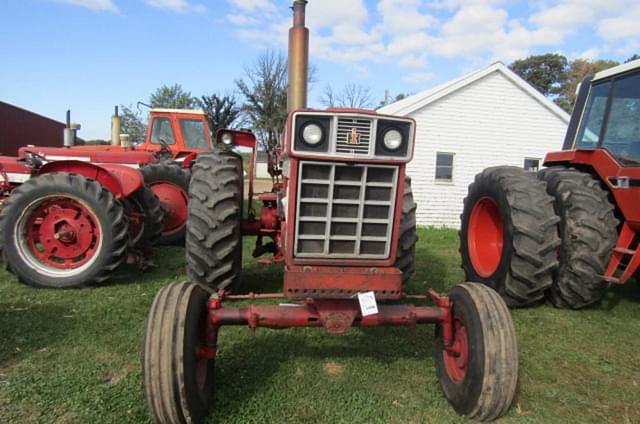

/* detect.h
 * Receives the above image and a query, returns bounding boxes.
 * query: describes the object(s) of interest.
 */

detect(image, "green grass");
[1,228,639,423]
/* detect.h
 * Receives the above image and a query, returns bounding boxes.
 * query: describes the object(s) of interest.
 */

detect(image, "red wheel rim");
[443,318,469,384]
[467,196,503,277]
[16,196,102,276]
[150,182,188,235]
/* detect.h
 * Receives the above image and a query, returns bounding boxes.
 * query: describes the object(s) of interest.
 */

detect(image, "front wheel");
[143,281,215,424]
[435,283,518,421]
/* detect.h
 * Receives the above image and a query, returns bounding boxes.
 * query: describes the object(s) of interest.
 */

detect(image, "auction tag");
[357,291,378,316]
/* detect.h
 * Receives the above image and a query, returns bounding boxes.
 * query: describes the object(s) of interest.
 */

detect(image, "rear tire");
[460,166,560,307]
[395,176,417,284]
[538,167,618,308]
[141,163,190,245]
[186,152,243,291]
[0,173,128,288]
[143,281,215,424]
[435,283,518,421]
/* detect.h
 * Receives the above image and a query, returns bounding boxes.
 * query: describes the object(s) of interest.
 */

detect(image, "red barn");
[0,101,64,156]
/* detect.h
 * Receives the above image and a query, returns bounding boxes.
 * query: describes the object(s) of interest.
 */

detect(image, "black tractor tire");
[0,173,129,288]
[143,281,215,424]
[538,167,618,308]
[435,282,518,421]
[140,163,191,245]
[460,166,560,307]
[124,185,165,252]
[186,152,243,291]
[395,176,417,284]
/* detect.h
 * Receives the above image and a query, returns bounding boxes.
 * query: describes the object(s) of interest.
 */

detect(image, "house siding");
[406,70,568,228]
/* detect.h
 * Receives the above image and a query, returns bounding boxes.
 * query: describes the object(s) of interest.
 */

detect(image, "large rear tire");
[141,163,190,245]
[538,167,618,308]
[395,176,417,284]
[186,152,243,291]
[460,166,560,307]
[123,185,164,253]
[435,283,518,421]
[143,281,215,424]
[0,173,128,288]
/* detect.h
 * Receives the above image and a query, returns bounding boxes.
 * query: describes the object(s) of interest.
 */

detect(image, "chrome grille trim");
[335,117,373,155]
[295,161,398,259]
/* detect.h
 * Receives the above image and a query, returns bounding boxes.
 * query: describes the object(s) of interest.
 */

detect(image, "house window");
[435,152,454,181]
[524,158,540,172]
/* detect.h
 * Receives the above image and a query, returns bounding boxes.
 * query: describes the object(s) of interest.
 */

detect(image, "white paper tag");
[357,291,378,317]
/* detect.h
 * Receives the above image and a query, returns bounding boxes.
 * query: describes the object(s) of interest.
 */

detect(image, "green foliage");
[197,93,241,136]
[235,50,288,153]
[119,105,146,144]
[1,228,640,423]
[510,53,568,96]
[149,83,197,109]
[625,54,640,63]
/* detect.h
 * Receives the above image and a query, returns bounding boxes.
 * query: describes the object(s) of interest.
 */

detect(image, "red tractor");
[142,2,518,422]
[460,59,640,309]
[21,108,214,244]
[0,151,163,288]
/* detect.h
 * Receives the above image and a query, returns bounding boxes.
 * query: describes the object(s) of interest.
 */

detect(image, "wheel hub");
[150,182,188,234]
[468,196,504,277]
[443,318,469,384]
[24,198,100,270]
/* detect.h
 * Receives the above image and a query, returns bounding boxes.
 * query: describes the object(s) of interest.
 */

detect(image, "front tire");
[395,176,417,284]
[186,152,243,291]
[460,166,560,307]
[0,173,128,288]
[538,167,618,308]
[435,283,518,421]
[143,281,215,424]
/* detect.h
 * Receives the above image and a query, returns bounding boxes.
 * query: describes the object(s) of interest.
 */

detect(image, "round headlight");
[302,123,323,145]
[221,132,233,145]
[383,129,403,150]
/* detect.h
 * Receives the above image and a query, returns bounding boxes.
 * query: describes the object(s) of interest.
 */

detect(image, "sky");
[1,0,639,140]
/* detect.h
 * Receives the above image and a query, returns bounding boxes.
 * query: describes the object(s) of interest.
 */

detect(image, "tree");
[625,54,640,63]
[556,58,620,112]
[235,50,289,153]
[150,84,197,109]
[119,105,146,144]
[197,93,241,136]
[322,83,373,109]
[509,53,568,97]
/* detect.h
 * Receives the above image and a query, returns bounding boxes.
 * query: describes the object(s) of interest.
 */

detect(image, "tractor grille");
[295,161,398,258]
[335,117,372,155]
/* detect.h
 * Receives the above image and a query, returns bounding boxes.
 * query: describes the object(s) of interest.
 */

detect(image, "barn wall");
[0,102,64,156]
[407,70,568,228]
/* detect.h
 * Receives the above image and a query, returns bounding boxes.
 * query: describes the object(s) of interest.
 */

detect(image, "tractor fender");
[38,160,143,199]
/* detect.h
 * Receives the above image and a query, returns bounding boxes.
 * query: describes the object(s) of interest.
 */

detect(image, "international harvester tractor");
[460,58,640,309]
[0,148,163,288]
[142,2,519,423]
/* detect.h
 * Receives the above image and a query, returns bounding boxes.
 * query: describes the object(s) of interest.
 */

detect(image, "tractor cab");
[141,108,213,159]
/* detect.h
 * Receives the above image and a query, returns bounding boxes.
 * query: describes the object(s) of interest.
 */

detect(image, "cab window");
[601,72,640,165]
[575,82,610,148]
[150,118,176,145]
[180,119,208,149]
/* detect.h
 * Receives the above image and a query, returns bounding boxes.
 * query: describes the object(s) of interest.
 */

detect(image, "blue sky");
[1,0,639,139]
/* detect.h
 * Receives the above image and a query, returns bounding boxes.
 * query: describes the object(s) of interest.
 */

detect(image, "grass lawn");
[1,227,639,423]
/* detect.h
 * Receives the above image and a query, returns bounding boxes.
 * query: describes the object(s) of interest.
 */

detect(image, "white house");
[379,62,570,228]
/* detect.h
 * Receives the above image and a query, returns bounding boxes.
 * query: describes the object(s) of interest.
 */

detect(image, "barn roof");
[379,62,570,123]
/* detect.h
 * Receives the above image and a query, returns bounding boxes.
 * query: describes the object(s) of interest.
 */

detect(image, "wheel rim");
[14,195,103,277]
[150,182,188,235]
[443,318,469,384]
[468,196,503,277]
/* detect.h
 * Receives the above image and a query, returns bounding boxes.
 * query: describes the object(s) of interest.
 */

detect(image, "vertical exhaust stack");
[111,105,121,146]
[287,0,309,113]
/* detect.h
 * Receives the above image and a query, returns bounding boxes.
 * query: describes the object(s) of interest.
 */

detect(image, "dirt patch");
[323,361,344,376]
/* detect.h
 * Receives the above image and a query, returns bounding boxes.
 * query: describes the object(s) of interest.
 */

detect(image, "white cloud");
[226,14,259,26]
[227,0,276,13]
[144,0,206,13]
[58,0,118,12]
[404,71,435,84]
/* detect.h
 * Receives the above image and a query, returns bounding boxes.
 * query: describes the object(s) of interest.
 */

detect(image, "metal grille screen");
[295,161,398,258]
[335,117,372,155]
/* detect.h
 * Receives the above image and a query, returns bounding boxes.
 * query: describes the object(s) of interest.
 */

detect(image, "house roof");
[379,62,571,123]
